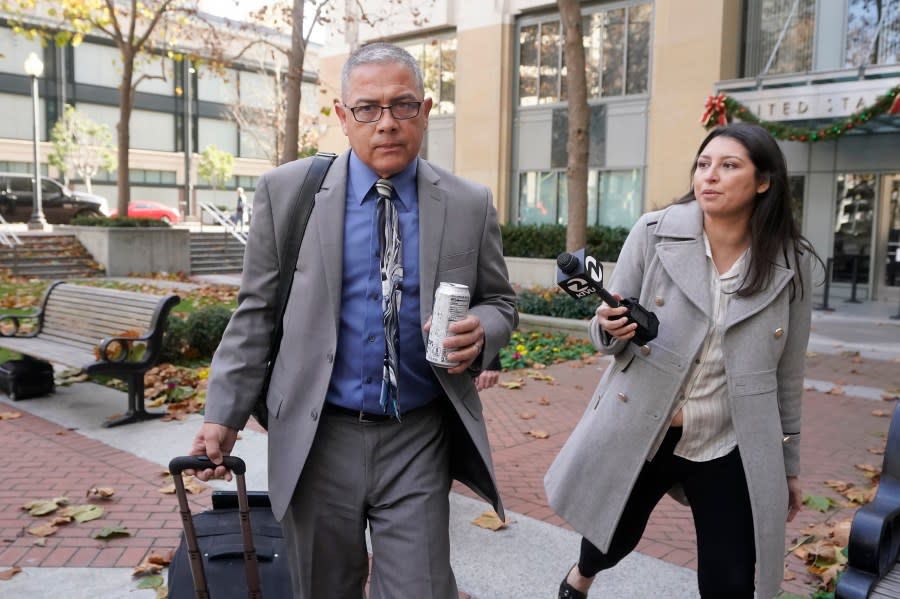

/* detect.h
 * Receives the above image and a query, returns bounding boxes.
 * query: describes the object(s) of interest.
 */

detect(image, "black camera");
[556,249,659,346]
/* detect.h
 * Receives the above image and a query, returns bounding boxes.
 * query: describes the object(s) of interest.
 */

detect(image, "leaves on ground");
[60,504,104,523]
[86,486,116,499]
[21,497,69,516]
[525,370,555,382]
[0,566,22,581]
[0,411,22,420]
[872,409,890,417]
[136,575,164,589]
[93,526,130,540]
[499,379,525,390]
[526,430,550,439]
[537,397,551,406]
[803,494,837,513]
[471,510,509,531]
[27,522,60,537]
[518,412,536,420]
[159,473,206,495]
[133,550,173,577]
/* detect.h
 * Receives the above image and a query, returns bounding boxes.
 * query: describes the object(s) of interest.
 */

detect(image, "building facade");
[316,0,898,303]
[0,14,321,217]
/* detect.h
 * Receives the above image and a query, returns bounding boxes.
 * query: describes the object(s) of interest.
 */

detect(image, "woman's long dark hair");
[677,123,821,300]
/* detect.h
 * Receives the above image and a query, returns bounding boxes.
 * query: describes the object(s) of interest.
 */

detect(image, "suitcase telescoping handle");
[168,455,262,599]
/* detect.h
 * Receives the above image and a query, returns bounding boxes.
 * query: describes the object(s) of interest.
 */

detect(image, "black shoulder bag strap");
[252,151,336,429]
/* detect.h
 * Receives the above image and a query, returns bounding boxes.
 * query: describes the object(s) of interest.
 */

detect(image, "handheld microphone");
[556,249,659,346]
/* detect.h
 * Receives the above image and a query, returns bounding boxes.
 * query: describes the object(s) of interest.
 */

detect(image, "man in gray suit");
[189,42,517,599]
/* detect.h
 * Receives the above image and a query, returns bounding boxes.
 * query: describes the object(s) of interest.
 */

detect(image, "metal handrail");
[0,213,22,248]
[198,202,247,245]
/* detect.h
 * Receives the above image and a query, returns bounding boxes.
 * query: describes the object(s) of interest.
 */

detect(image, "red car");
[110,200,181,224]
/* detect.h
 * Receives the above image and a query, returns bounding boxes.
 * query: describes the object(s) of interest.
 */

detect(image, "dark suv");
[0,173,110,224]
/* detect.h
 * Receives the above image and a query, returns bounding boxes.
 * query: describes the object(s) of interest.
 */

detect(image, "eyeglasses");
[345,101,423,123]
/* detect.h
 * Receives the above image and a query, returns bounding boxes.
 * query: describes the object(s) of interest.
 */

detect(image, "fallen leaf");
[824,480,851,492]
[471,510,508,531]
[519,412,536,420]
[27,523,59,537]
[136,575,164,589]
[62,504,103,523]
[499,380,525,390]
[86,487,116,499]
[0,411,21,420]
[93,526,130,540]
[782,565,796,581]
[827,386,845,396]
[574,384,583,391]
[155,587,168,599]
[855,463,881,475]
[803,494,837,513]
[32,538,46,547]
[21,497,68,516]
[869,447,886,455]
[526,430,550,439]
[537,397,551,406]
[0,567,21,581]
[883,393,900,401]
[525,371,554,382]
[872,409,890,417]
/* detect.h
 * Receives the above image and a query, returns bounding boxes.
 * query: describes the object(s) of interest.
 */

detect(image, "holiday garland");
[700,84,900,142]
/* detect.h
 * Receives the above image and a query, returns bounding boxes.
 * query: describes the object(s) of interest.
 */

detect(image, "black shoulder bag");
[251,152,336,429]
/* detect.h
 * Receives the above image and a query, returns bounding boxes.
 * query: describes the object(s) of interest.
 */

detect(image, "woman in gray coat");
[546,123,820,599]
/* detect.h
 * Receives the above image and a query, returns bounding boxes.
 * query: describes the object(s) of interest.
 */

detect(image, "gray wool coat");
[545,200,812,599]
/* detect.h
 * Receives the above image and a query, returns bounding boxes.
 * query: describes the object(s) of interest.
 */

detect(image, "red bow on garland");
[890,94,900,115]
[700,93,728,127]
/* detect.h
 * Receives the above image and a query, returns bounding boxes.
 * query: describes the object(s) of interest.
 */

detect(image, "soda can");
[426,282,471,367]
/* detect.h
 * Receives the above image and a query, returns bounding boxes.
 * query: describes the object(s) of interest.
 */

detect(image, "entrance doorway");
[832,172,900,301]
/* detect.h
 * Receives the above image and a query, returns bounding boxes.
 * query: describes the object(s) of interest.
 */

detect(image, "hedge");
[500,223,629,261]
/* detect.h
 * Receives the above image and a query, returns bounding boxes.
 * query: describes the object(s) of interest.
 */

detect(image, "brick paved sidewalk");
[1,350,897,598]
[456,351,899,597]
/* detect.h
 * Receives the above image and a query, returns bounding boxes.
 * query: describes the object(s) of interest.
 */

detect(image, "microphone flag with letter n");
[556,248,660,346]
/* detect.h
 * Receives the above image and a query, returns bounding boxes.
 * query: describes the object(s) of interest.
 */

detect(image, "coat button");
[640,345,651,356]
[774,328,784,338]
[617,392,627,402]
[311,409,318,421]
[654,297,665,307]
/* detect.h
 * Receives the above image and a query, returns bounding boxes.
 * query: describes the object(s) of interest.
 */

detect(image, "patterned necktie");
[375,178,402,419]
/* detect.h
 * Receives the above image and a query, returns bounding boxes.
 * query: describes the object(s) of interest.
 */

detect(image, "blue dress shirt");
[324,152,443,415]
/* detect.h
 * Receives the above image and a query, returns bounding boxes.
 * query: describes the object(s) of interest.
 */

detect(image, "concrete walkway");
[1,277,898,598]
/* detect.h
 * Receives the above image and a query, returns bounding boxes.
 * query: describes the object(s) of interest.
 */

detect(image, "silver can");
[426,282,471,367]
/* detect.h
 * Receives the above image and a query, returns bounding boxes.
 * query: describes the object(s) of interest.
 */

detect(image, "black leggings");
[577,427,756,599]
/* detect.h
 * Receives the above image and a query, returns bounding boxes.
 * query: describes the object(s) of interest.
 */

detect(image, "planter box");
[65,226,191,276]
[504,256,617,289]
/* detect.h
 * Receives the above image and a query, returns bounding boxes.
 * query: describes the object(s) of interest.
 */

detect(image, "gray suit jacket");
[205,152,518,522]
[545,200,812,599]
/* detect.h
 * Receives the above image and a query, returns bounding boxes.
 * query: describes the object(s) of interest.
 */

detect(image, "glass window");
[400,36,456,115]
[539,21,561,104]
[602,9,626,96]
[519,25,539,106]
[598,169,642,228]
[626,4,652,94]
[846,0,900,67]
[755,0,816,75]
[518,171,559,224]
[519,3,651,105]
[832,173,875,288]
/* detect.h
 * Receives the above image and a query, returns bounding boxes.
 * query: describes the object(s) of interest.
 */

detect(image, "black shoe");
[558,566,588,599]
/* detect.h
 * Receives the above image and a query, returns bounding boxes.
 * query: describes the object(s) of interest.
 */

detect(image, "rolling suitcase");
[167,456,292,599]
[0,357,55,400]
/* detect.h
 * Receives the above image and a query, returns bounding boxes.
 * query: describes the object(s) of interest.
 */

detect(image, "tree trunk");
[115,51,134,217]
[558,0,589,252]
[282,0,306,165]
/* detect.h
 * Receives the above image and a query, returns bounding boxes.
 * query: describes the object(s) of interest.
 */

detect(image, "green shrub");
[186,305,233,357]
[517,286,595,320]
[500,223,629,261]
[160,314,190,363]
[69,215,170,227]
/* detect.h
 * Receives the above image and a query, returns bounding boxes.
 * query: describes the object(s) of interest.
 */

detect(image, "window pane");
[598,169,642,228]
[832,173,875,288]
[584,14,602,98]
[519,25,539,106]
[758,0,815,75]
[587,170,599,226]
[539,21,561,104]
[518,171,557,224]
[626,4,652,94]
[423,40,440,106]
[439,38,456,114]
[557,172,568,225]
[846,0,900,67]
[602,9,625,96]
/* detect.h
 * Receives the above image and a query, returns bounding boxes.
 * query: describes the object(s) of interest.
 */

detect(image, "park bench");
[0,281,179,427]
[836,402,900,599]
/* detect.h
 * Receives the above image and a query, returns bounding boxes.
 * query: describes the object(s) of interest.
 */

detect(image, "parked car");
[110,200,181,224]
[0,173,110,224]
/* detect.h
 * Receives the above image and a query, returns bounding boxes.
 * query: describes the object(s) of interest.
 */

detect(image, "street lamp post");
[24,51,48,230]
